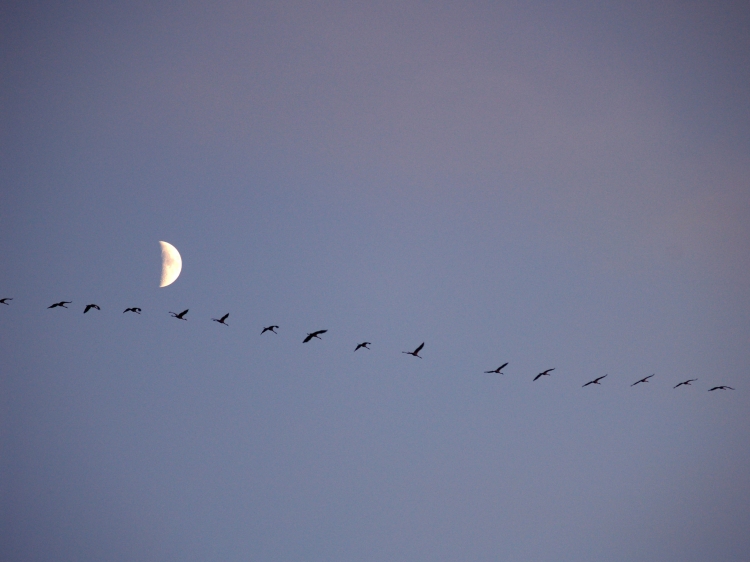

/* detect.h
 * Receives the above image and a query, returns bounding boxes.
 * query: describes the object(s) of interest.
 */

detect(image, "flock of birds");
[1,297,737,392]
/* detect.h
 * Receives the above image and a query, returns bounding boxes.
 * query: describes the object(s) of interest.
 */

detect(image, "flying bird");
[0,298,11,305]
[83,304,100,314]
[533,368,554,381]
[354,342,371,352]
[123,307,141,314]
[212,313,229,326]
[261,325,279,334]
[402,342,424,358]
[484,362,509,374]
[583,374,607,387]
[631,374,654,386]
[303,329,327,343]
[48,301,71,309]
[169,309,189,320]
[674,379,697,389]
[708,386,734,391]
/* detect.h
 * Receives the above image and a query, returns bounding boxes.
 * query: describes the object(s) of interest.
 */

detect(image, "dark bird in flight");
[402,342,424,358]
[303,329,327,343]
[355,342,371,352]
[708,386,734,391]
[83,304,100,314]
[169,309,189,320]
[583,374,607,387]
[212,313,229,326]
[485,362,509,374]
[123,307,141,314]
[533,368,554,381]
[48,301,71,309]
[261,325,279,334]
[0,298,11,305]
[674,379,697,389]
[631,374,654,386]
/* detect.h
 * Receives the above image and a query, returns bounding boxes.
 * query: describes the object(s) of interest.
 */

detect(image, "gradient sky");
[2,1,749,560]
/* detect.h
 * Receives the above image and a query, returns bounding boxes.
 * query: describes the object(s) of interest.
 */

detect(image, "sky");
[1,1,749,560]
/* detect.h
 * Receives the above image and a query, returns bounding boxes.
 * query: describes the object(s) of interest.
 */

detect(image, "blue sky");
[2,2,749,560]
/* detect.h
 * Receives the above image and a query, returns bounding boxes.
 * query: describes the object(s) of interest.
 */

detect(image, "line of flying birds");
[1,297,737,392]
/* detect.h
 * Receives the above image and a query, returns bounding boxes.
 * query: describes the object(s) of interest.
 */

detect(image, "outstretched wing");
[414,342,424,354]
[303,334,314,343]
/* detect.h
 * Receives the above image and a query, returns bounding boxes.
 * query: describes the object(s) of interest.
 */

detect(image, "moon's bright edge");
[159,241,182,287]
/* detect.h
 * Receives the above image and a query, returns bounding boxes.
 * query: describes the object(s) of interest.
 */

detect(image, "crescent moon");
[159,241,182,287]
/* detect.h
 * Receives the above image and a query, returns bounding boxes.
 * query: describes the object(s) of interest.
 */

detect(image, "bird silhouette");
[83,304,100,314]
[261,325,279,334]
[355,342,371,352]
[402,342,424,358]
[533,368,554,381]
[48,301,71,309]
[674,379,697,389]
[303,329,327,343]
[583,374,607,387]
[123,307,141,314]
[631,374,654,386]
[708,386,734,391]
[484,362,509,374]
[212,313,229,326]
[0,298,11,305]
[169,309,189,320]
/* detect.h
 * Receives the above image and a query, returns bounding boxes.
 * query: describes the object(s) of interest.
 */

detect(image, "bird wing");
[303,334,313,342]
[499,362,508,370]
[533,373,542,381]
[315,330,328,336]
[179,309,188,317]
[221,314,229,321]
[84,305,92,313]
[583,381,592,387]
[415,342,424,353]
